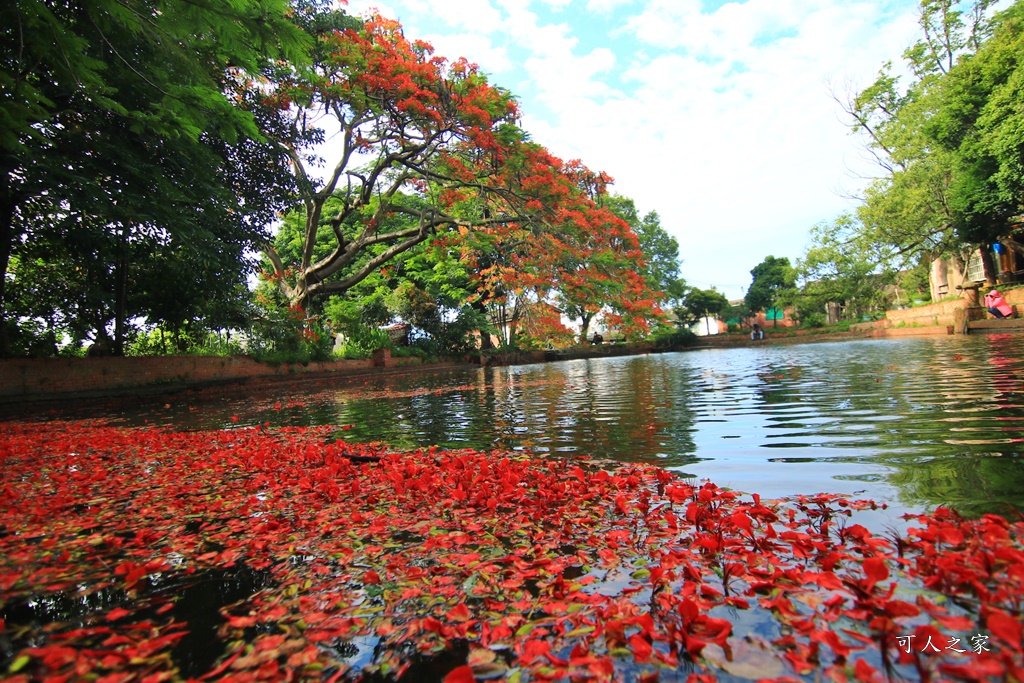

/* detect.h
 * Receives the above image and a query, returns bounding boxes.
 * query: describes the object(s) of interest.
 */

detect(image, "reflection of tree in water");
[886,455,1024,518]
[154,338,1024,517]
[986,333,1024,404]
[884,335,1024,517]
[483,358,700,465]
[729,339,1024,517]
[1,564,271,678]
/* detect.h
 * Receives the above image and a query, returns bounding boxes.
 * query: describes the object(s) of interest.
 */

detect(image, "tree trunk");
[112,223,128,355]
[0,193,19,356]
[579,314,592,344]
[471,299,493,350]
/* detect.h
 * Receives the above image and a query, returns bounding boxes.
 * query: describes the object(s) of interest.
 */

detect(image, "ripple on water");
[80,336,1024,520]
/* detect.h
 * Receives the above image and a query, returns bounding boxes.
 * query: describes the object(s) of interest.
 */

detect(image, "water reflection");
[70,336,1024,519]
[0,564,272,676]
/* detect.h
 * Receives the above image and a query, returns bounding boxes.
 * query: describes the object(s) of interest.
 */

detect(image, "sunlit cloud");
[341,0,925,297]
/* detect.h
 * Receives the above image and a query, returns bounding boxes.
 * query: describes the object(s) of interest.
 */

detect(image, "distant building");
[930,240,1024,302]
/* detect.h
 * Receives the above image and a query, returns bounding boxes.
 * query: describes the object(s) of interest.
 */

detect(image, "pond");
[98,333,1024,522]
[6,334,1024,682]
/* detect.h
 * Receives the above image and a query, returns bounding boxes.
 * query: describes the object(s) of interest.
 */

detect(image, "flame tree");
[253,4,662,342]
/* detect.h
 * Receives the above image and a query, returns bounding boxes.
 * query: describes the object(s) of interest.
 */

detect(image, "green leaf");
[8,655,31,674]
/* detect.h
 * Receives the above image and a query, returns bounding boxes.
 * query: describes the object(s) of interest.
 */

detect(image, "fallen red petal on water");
[442,665,476,683]
[0,420,1021,682]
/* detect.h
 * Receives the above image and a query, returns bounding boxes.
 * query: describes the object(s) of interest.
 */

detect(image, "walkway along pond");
[1,335,1023,681]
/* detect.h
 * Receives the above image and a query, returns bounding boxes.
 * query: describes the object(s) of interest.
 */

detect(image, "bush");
[407,305,487,358]
[127,327,246,357]
[335,324,391,360]
[246,303,334,365]
[647,326,696,348]
[799,312,826,329]
[391,345,428,359]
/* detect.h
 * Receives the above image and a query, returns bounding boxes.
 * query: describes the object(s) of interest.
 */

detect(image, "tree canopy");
[745,256,797,326]
[1,0,307,354]
[255,9,665,348]
[794,214,895,324]
[679,288,728,335]
[1,2,673,357]
[839,0,1023,282]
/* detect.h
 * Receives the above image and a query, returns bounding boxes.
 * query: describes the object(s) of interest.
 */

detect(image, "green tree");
[841,0,1019,283]
[795,214,895,323]
[720,299,754,330]
[267,194,484,356]
[258,10,542,311]
[679,288,729,335]
[746,256,797,327]
[603,196,686,308]
[1,0,306,354]
[937,2,1024,245]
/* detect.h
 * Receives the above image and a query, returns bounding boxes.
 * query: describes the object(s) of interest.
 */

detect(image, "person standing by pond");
[751,323,764,340]
[984,289,1014,318]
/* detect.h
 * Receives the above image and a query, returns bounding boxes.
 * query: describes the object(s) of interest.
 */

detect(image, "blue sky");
[343,0,927,299]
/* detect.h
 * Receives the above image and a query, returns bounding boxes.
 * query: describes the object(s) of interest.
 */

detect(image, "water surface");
[100,335,1024,520]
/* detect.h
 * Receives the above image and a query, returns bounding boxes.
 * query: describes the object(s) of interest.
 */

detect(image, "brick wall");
[0,355,436,401]
[880,286,1024,328]
[885,298,966,327]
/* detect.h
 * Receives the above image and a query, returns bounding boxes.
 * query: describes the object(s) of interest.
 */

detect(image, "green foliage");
[721,300,753,328]
[408,306,488,357]
[245,300,334,365]
[604,195,686,309]
[1,0,306,355]
[845,0,1022,268]
[745,256,797,323]
[942,2,1024,244]
[126,328,245,357]
[647,325,697,348]
[676,287,729,335]
[794,214,895,322]
[0,0,306,153]
[322,292,391,339]
[798,312,827,329]
[612,200,683,294]
[2,1,677,359]
[335,325,391,360]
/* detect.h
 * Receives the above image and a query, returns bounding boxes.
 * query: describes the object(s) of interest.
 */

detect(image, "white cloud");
[339,0,928,296]
[345,0,503,34]
[495,3,577,56]
[423,0,505,33]
[422,32,514,74]
[535,0,573,10]
[343,1,398,18]
[526,46,619,108]
[585,0,637,13]
[513,0,923,295]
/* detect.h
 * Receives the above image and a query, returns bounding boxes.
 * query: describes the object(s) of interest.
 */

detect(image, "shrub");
[799,312,826,329]
[246,303,334,365]
[647,326,696,348]
[335,325,391,360]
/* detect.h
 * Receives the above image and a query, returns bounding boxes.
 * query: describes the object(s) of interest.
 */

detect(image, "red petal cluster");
[1,421,1021,681]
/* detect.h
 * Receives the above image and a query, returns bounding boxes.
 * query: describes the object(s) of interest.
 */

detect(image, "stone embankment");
[0,344,667,407]
[695,286,1024,349]
[4,290,1023,405]
[0,350,468,407]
